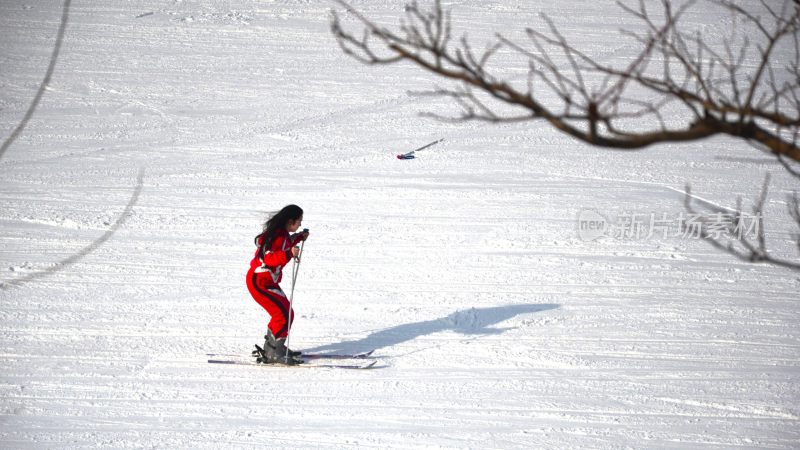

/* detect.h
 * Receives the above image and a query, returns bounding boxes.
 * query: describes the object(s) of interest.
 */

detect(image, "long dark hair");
[255,204,303,259]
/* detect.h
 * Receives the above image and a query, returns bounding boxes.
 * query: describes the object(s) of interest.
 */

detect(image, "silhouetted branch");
[332,0,800,160]
[684,175,800,270]
[332,0,800,270]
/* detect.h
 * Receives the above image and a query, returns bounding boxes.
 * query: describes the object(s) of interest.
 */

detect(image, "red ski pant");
[246,271,294,339]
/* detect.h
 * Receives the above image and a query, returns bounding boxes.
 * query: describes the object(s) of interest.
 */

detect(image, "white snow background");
[1,0,798,448]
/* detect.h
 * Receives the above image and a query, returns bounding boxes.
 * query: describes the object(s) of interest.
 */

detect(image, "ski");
[207,348,379,369]
[208,358,379,370]
[206,349,376,360]
[302,349,375,360]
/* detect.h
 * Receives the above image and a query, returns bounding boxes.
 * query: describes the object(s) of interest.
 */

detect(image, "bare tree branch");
[332,0,800,270]
[332,0,800,160]
[684,175,800,271]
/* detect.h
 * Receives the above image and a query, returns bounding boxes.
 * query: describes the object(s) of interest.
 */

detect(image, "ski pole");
[397,138,444,159]
[285,229,307,359]
[412,138,444,153]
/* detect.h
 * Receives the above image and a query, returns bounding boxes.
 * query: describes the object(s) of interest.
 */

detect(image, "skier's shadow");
[303,303,559,355]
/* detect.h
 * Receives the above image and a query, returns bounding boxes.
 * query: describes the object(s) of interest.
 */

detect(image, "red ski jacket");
[249,229,303,284]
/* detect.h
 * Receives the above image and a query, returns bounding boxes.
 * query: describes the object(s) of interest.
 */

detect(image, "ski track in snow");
[1,0,799,448]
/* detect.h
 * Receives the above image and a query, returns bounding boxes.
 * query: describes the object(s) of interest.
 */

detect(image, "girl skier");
[246,204,309,365]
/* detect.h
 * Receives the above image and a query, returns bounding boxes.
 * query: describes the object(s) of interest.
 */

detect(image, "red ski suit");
[246,229,304,339]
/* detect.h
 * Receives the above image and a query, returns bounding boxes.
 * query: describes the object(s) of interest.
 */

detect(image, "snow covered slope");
[1,0,798,448]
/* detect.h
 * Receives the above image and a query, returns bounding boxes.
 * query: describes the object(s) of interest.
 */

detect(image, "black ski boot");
[254,331,303,365]
[262,332,301,357]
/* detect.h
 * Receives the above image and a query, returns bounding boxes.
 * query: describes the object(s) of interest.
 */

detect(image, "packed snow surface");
[1,0,798,448]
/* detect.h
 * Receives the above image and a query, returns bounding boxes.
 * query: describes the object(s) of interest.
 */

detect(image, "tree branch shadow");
[303,303,560,355]
[0,0,72,161]
[0,167,145,290]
